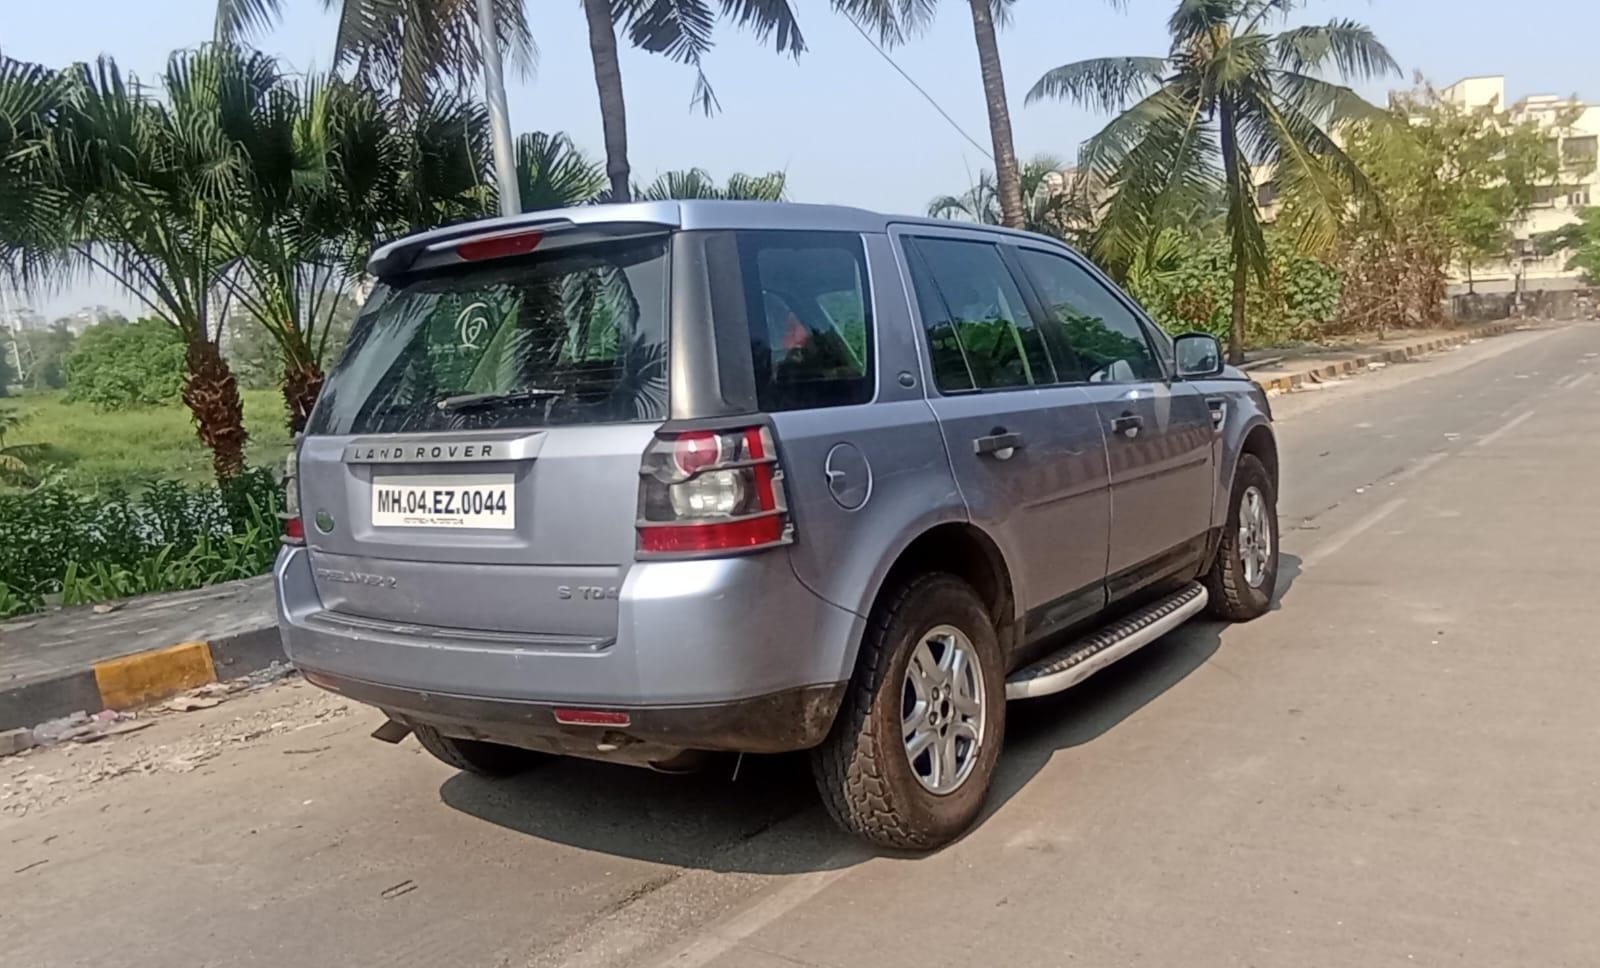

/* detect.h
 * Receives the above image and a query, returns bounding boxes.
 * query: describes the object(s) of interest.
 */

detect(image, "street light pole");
[475,0,521,217]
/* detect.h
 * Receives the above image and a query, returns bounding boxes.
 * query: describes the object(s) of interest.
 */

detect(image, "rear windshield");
[307,236,670,435]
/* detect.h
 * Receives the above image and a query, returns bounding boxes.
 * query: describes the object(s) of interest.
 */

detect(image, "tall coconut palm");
[842,0,1125,231]
[1027,0,1397,363]
[589,1,804,203]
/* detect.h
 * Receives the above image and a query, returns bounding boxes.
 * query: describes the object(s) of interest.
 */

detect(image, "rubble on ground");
[1,674,353,819]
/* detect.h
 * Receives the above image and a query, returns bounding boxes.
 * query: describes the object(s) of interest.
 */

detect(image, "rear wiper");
[435,387,567,412]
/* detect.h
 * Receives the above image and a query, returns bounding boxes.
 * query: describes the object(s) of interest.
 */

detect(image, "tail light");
[280,437,305,546]
[636,425,793,556]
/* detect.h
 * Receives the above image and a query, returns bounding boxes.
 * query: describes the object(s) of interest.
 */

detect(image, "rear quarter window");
[736,231,873,412]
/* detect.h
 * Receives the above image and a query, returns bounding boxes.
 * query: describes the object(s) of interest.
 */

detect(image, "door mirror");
[1174,333,1225,379]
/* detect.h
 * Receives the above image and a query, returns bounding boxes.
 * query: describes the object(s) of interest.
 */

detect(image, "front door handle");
[974,430,1025,459]
[1112,413,1144,439]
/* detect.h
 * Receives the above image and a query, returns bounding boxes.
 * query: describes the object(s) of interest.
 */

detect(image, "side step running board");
[1005,583,1209,700]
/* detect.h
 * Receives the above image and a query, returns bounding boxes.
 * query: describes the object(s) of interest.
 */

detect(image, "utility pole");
[475,0,522,218]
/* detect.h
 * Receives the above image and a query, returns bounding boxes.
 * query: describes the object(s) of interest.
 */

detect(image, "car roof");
[367,200,1069,276]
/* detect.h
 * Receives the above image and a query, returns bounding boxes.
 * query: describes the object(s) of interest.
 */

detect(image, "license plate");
[371,474,516,529]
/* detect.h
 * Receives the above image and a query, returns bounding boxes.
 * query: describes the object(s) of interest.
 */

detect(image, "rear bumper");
[305,668,844,761]
[275,545,861,754]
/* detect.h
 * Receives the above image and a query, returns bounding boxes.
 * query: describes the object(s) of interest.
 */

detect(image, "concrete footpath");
[0,319,1527,739]
[1245,319,1520,392]
[0,578,277,735]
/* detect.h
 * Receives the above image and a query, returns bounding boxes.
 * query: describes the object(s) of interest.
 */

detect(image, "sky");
[4,0,1596,318]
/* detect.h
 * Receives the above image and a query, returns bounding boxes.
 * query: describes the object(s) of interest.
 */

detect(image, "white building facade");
[1441,76,1598,292]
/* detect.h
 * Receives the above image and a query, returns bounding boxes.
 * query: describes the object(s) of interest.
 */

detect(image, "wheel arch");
[1213,415,1278,528]
[860,521,1020,666]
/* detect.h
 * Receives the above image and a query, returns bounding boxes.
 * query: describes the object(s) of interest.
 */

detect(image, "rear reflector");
[553,709,632,727]
[637,516,784,554]
[281,515,305,544]
[457,230,543,262]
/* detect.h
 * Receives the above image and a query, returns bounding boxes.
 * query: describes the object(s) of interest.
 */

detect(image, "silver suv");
[276,201,1280,849]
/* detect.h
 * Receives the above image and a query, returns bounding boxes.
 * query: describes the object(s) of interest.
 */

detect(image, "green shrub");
[63,317,187,409]
[0,466,281,617]
[1127,234,1342,346]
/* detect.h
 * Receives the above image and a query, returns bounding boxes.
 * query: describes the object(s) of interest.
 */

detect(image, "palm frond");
[1167,0,1235,51]
[1025,56,1168,112]
[719,0,806,55]
[1272,19,1398,81]
[515,131,605,211]
[1080,87,1221,279]
[213,0,285,41]
[721,170,787,201]
[832,0,940,46]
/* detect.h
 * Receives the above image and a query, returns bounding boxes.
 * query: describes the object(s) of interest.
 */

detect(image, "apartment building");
[1441,76,1598,292]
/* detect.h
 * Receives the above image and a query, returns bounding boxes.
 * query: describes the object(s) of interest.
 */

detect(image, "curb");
[1250,321,1521,394]
[0,624,283,733]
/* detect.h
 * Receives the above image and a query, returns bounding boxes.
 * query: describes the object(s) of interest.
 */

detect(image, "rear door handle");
[1111,413,1144,439]
[974,431,1025,459]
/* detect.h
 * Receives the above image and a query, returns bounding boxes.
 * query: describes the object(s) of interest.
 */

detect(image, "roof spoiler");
[366,203,683,278]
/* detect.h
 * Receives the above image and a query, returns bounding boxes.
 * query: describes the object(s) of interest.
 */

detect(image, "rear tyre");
[1205,453,1280,621]
[413,723,542,777]
[811,573,1005,850]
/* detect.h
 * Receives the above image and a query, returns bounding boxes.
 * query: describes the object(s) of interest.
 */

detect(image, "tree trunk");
[183,338,249,482]
[1218,95,1248,365]
[1465,259,1475,295]
[584,0,631,203]
[965,0,1024,230]
[282,360,325,436]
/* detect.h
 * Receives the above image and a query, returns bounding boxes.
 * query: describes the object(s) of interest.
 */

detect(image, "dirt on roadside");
[0,674,352,822]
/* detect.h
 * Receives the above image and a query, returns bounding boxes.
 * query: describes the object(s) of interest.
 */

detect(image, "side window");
[908,237,1055,391]
[1018,249,1162,383]
[738,231,873,411]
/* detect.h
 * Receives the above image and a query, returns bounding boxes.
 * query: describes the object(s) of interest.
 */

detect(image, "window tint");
[738,231,873,411]
[309,237,669,435]
[910,237,1054,391]
[904,245,974,392]
[1018,249,1162,383]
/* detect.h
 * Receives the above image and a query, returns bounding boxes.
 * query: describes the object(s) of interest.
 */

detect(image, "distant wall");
[1451,287,1599,323]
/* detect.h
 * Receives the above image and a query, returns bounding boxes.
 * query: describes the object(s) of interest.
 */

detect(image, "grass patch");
[0,389,291,492]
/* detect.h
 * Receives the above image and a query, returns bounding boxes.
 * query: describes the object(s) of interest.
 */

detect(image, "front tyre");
[811,573,1005,850]
[1205,453,1280,621]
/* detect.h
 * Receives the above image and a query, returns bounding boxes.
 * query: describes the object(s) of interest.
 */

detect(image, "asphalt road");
[4,321,1598,968]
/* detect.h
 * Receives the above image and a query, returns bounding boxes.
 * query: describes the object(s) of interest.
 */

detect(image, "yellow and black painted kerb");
[0,627,283,732]
[1251,321,1519,394]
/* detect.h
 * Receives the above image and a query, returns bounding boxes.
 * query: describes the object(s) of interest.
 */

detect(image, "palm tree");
[0,52,70,292]
[928,154,1092,241]
[588,1,804,203]
[6,50,259,480]
[635,168,787,201]
[1026,0,1397,363]
[215,0,534,105]
[844,0,1125,231]
[216,69,491,432]
[515,130,606,210]
[216,0,529,214]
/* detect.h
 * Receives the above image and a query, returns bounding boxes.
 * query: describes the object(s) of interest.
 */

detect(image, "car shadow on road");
[441,555,1301,873]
